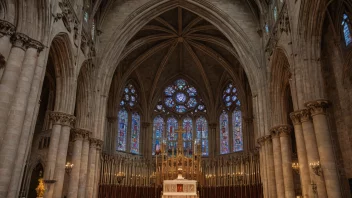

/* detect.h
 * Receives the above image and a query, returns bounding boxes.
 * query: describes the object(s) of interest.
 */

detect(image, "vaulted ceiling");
[113,7,250,111]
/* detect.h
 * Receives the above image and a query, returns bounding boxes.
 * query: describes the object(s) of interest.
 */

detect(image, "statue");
[36,178,45,197]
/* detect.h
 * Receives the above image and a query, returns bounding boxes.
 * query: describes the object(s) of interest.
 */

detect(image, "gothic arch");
[49,33,76,114]
[269,48,292,126]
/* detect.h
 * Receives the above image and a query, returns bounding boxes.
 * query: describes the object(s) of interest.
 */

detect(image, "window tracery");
[152,79,208,156]
[117,83,141,154]
[220,82,243,154]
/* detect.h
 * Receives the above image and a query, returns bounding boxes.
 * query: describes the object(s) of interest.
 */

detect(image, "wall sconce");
[65,162,74,175]
[309,161,322,176]
[292,162,300,174]
[115,171,126,185]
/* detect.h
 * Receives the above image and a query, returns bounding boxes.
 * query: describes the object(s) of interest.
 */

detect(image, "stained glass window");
[121,84,138,107]
[130,112,140,154]
[163,79,202,114]
[265,23,269,33]
[342,13,352,46]
[91,20,96,40]
[167,117,178,154]
[152,116,164,155]
[196,117,208,156]
[84,12,89,23]
[223,83,240,109]
[233,110,243,152]
[274,6,278,21]
[117,109,128,151]
[183,117,193,156]
[219,112,229,154]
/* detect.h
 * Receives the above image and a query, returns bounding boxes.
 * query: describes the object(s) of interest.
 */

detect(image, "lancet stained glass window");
[130,112,140,154]
[117,109,128,151]
[220,112,229,154]
[152,116,164,155]
[233,110,243,152]
[196,117,209,156]
[274,6,278,21]
[120,84,138,107]
[167,117,178,154]
[342,13,352,46]
[183,117,193,156]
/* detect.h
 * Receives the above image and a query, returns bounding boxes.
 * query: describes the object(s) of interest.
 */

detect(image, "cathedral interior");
[0,0,352,197]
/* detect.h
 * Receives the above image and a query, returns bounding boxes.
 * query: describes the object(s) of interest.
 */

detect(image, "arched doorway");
[27,163,44,198]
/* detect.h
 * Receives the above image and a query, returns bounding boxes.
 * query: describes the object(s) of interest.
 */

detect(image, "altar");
[162,174,198,198]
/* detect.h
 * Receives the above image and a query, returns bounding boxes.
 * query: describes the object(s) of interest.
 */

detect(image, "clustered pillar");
[0,22,45,197]
[258,99,342,198]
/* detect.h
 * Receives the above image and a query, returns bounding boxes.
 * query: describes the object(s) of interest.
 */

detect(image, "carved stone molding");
[58,0,80,33]
[263,135,272,143]
[0,20,16,37]
[11,33,30,50]
[299,109,311,122]
[26,39,44,53]
[305,99,330,116]
[70,128,84,141]
[270,125,292,138]
[89,138,99,148]
[289,111,301,125]
[96,139,104,151]
[257,136,266,146]
[49,112,76,127]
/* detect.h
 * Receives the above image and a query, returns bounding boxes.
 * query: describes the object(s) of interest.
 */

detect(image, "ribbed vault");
[113,7,250,118]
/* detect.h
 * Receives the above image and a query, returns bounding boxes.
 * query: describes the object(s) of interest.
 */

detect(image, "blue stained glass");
[129,102,134,107]
[167,118,178,154]
[232,88,237,93]
[225,96,231,102]
[187,87,197,96]
[187,97,197,108]
[232,96,237,101]
[219,112,229,154]
[175,79,187,90]
[84,12,89,23]
[176,105,187,113]
[117,109,128,151]
[233,111,243,152]
[274,7,278,21]
[342,14,351,46]
[265,24,269,33]
[157,104,163,110]
[125,94,129,101]
[131,88,136,93]
[196,117,208,156]
[152,116,164,155]
[176,92,187,103]
[198,105,205,111]
[226,102,232,107]
[236,100,241,106]
[130,113,140,154]
[165,86,175,96]
[124,88,129,93]
[183,117,193,155]
[120,101,125,106]
[226,88,231,93]
[165,97,175,107]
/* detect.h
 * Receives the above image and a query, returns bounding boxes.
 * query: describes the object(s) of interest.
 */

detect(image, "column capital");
[26,39,44,53]
[305,99,330,116]
[289,111,302,125]
[299,109,311,122]
[11,33,30,50]
[270,125,292,137]
[0,19,16,37]
[257,136,266,146]
[49,111,76,127]
[71,128,91,141]
[96,139,104,151]
[89,138,103,148]
[264,135,272,143]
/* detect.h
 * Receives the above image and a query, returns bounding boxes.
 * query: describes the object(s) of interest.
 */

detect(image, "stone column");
[278,125,295,198]
[257,137,268,198]
[106,117,117,153]
[0,20,15,61]
[78,131,91,198]
[264,135,277,198]
[0,38,43,197]
[44,112,75,198]
[93,140,103,198]
[53,115,76,198]
[209,123,217,157]
[0,33,29,143]
[142,122,151,157]
[290,111,311,198]
[300,109,327,198]
[306,100,342,198]
[270,128,285,197]
[67,129,84,198]
[86,138,98,198]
